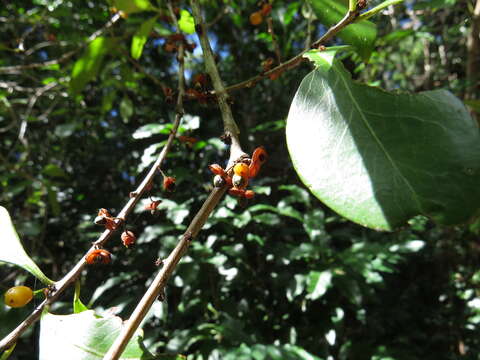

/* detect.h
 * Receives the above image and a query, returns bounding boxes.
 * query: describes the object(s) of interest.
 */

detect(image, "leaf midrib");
[334,65,423,213]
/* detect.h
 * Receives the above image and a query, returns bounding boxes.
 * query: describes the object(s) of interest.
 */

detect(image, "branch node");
[154,258,164,267]
[220,132,232,145]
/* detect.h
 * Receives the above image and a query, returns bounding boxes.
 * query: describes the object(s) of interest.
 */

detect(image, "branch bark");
[190,0,247,166]
[103,3,190,358]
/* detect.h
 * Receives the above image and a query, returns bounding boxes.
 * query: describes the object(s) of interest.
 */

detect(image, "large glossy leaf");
[0,207,54,284]
[39,310,152,360]
[286,54,480,230]
[70,37,114,95]
[309,0,377,61]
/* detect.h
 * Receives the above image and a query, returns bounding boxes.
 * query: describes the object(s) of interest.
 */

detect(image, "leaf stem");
[356,0,404,22]
[349,0,357,12]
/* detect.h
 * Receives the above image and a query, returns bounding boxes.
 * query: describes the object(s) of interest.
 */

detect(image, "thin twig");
[122,48,168,91]
[206,3,229,28]
[0,13,121,75]
[102,3,187,359]
[304,2,314,51]
[103,186,226,360]
[267,17,282,64]
[18,81,61,146]
[23,40,69,57]
[223,9,361,94]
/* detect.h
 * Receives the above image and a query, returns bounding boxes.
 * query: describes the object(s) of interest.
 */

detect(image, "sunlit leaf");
[307,270,332,300]
[0,207,54,285]
[39,310,152,359]
[111,0,155,14]
[287,57,480,230]
[70,37,115,95]
[131,16,157,60]
[308,0,377,61]
[178,10,195,34]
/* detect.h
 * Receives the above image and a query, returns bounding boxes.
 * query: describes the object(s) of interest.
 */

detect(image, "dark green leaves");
[70,37,115,95]
[287,55,480,230]
[309,0,377,61]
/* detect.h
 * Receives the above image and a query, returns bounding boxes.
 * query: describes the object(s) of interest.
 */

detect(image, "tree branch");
[104,2,254,357]
[190,0,247,166]
[223,8,363,94]
[103,2,190,358]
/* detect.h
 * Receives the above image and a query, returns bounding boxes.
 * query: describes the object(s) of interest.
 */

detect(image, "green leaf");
[43,164,67,178]
[0,344,15,360]
[307,270,332,300]
[39,310,152,359]
[178,10,195,34]
[0,206,54,285]
[101,90,116,113]
[70,37,114,95]
[304,46,351,68]
[120,96,134,121]
[286,59,480,230]
[111,0,155,14]
[308,0,377,61]
[131,16,157,60]
[54,123,77,137]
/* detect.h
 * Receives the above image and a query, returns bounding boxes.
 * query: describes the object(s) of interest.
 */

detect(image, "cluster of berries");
[209,147,267,199]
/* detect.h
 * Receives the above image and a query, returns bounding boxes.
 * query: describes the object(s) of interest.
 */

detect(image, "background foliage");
[1,0,480,359]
